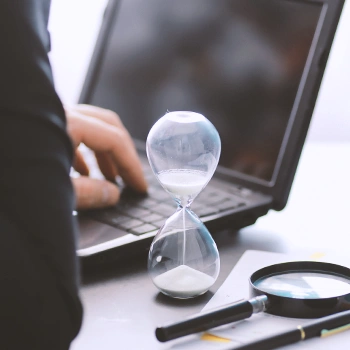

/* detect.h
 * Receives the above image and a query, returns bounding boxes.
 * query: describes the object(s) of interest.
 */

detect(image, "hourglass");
[146,111,221,299]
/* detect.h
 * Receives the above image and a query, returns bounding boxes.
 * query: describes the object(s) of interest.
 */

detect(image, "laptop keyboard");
[84,165,247,236]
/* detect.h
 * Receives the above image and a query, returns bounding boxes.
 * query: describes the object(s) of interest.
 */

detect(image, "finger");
[67,104,124,129]
[68,113,147,193]
[95,151,119,181]
[72,176,120,210]
[73,149,89,176]
[66,106,121,180]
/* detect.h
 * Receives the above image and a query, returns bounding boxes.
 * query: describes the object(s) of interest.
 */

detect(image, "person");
[0,1,147,349]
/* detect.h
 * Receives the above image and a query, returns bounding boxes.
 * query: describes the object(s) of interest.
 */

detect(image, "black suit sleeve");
[0,1,82,349]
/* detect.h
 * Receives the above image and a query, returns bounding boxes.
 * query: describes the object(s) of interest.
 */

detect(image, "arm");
[0,1,82,348]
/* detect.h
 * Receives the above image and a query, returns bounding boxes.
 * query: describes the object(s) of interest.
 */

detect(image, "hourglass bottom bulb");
[153,265,215,299]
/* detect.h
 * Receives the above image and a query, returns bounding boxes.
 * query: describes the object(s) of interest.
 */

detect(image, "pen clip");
[320,323,350,338]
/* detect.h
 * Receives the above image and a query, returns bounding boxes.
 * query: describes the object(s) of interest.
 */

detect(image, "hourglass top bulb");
[146,111,221,204]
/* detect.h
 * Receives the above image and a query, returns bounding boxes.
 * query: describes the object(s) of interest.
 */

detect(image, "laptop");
[76,0,344,266]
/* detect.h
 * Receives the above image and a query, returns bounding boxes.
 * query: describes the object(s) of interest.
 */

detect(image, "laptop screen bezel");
[79,0,344,211]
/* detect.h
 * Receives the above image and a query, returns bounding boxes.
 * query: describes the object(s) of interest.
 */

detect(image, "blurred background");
[48,0,350,143]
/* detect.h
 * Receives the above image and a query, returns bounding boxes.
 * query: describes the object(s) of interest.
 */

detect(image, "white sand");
[158,170,207,197]
[153,265,215,298]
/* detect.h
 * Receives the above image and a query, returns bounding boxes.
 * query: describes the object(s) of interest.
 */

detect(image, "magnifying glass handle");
[155,295,268,342]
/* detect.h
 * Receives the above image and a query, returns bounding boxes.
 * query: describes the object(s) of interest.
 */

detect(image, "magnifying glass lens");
[254,272,350,299]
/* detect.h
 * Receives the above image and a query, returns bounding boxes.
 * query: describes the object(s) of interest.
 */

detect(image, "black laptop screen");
[87,0,322,183]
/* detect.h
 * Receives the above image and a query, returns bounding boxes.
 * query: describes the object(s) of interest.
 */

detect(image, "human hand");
[65,104,147,210]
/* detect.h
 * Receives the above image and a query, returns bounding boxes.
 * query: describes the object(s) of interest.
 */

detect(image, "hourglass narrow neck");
[172,195,192,209]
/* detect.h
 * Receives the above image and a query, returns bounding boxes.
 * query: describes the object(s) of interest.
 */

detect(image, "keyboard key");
[89,210,130,224]
[136,198,159,209]
[110,215,133,225]
[152,203,177,216]
[152,219,166,228]
[195,206,219,217]
[116,202,134,212]
[129,224,157,236]
[118,219,144,230]
[147,188,170,201]
[145,213,165,223]
[122,207,152,219]
[215,200,242,211]
[206,194,232,205]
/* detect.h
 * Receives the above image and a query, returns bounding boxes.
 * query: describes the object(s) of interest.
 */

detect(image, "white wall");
[309,0,350,142]
[48,0,108,105]
[48,0,350,142]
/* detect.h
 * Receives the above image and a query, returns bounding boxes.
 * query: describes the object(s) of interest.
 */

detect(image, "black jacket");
[0,1,82,348]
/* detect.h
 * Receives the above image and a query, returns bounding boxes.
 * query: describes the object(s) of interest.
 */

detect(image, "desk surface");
[71,142,350,350]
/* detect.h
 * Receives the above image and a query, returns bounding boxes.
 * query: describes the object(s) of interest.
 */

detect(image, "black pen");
[156,296,268,342]
[230,310,350,350]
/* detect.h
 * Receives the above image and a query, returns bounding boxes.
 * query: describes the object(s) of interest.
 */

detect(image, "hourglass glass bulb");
[146,111,221,206]
[146,111,221,299]
[149,208,220,298]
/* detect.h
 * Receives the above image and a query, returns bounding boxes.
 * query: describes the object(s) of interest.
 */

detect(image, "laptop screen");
[87,0,322,184]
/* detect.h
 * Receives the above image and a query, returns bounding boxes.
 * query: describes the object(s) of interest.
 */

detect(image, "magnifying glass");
[156,261,350,342]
